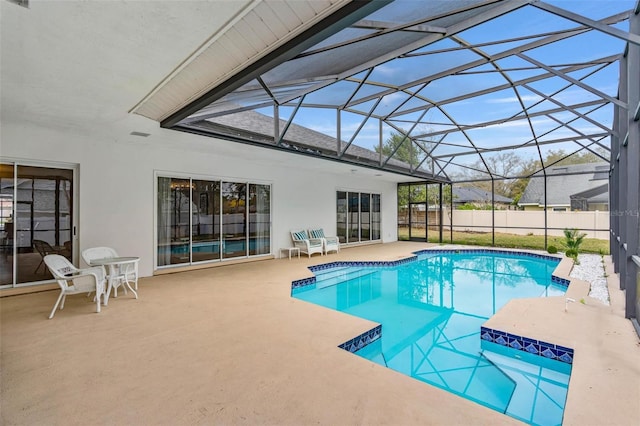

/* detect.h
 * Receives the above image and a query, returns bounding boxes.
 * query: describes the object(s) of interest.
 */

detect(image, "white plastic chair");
[290,230,324,258]
[308,228,340,255]
[82,247,139,297]
[44,254,106,319]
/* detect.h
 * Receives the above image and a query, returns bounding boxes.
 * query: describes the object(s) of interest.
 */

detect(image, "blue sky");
[248,0,633,177]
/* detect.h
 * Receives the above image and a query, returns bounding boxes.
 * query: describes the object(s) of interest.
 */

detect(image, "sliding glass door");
[1,162,75,287]
[157,175,270,268]
[222,182,246,259]
[192,180,220,262]
[249,184,270,256]
[157,177,191,266]
[336,190,381,244]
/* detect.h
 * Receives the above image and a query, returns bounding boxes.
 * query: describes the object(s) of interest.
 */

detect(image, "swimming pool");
[292,250,571,426]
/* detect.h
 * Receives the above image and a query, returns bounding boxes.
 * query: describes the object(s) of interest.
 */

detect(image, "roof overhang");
[130,0,388,124]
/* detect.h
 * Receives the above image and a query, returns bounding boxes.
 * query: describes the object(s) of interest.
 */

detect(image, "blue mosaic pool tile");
[481,330,493,341]
[480,326,574,365]
[338,325,382,353]
[525,342,539,354]
[551,275,571,287]
[558,351,574,364]
[307,256,417,276]
[291,276,316,290]
[495,335,508,346]
[556,344,574,355]
[509,337,524,351]
[413,248,561,264]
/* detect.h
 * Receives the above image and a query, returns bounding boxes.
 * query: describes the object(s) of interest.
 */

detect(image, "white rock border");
[569,253,610,305]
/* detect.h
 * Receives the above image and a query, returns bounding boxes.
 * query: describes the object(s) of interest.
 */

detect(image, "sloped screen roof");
[165,0,638,183]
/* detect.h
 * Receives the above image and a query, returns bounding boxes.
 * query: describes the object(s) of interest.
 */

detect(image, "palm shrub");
[563,228,586,263]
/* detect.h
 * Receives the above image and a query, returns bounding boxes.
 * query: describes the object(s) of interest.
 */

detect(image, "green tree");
[544,148,609,166]
[376,132,421,167]
[459,151,530,198]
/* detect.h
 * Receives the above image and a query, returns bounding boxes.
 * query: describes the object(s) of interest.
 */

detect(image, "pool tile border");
[338,325,382,353]
[551,275,571,287]
[291,276,316,290]
[307,256,418,273]
[480,326,574,364]
[413,248,562,263]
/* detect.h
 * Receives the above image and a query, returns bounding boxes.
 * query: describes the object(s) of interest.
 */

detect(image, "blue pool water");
[293,251,571,425]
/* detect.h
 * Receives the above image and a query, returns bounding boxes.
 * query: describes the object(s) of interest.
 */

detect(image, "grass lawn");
[399,228,609,254]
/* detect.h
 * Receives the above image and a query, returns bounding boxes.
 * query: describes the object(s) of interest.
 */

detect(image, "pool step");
[315,268,377,288]
[312,266,353,279]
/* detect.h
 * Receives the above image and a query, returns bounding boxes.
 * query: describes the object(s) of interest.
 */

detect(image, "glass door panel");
[360,193,371,241]
[409,203,427,239]
[398,185,409,240]
[191,180,221,262]
[0,164,15,286]
[371,194,381,240]
[157,177,191,266]
[348,192,359,243]
[222,182,246,258]
[15,166,73,283]
[249,184,270,255]
[427,184,441,242]
[409,183,427,241]
[336,191,347,243]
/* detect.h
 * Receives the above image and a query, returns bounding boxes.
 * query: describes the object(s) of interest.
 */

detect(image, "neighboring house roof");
[192,109,417,173]
[453,186,512,204]
[518,163,609,207]
[570,183,609,204]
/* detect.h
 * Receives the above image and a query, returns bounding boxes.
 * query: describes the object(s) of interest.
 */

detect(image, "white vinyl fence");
[442,209,609,240]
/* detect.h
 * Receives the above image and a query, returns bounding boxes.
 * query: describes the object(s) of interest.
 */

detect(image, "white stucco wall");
[1,119,398,279]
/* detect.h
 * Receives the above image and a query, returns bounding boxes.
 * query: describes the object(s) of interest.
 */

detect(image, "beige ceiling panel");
[230,21,267,52]
[269,1,306,28]
[254,2,289,34]
[131,0,349,123]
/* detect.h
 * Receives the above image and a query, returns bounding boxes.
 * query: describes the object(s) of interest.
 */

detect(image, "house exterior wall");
[588,203,608,212]
[1,120,398,279]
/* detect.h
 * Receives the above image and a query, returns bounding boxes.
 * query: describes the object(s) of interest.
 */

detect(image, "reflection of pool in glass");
[293,251,570,425]
[158,238,270,260]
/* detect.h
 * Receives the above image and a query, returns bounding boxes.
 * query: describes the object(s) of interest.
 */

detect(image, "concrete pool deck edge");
[483,255,640,426]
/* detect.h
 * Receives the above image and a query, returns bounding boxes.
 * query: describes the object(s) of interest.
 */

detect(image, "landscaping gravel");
[569,253,610,305]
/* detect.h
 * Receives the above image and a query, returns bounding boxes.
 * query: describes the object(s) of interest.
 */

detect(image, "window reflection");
[249,184,270,256]
[337,191,381,244]
[157,177,271,268]
[222,182,246,259]
[1,164,74,286]
[157,178,191,266]
[337,191,347,243]
[192,180,220,262]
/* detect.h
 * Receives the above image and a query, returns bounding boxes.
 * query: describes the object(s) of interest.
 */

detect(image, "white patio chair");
[82,247,139,296]
[44,254,106,319]
[308,228,340,255]
[290,230,323,258]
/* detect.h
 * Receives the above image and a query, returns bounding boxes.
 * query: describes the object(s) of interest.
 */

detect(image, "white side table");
[280,247,300,259]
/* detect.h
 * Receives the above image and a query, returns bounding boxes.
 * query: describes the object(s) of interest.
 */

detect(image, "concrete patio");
[1,242,638,425]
